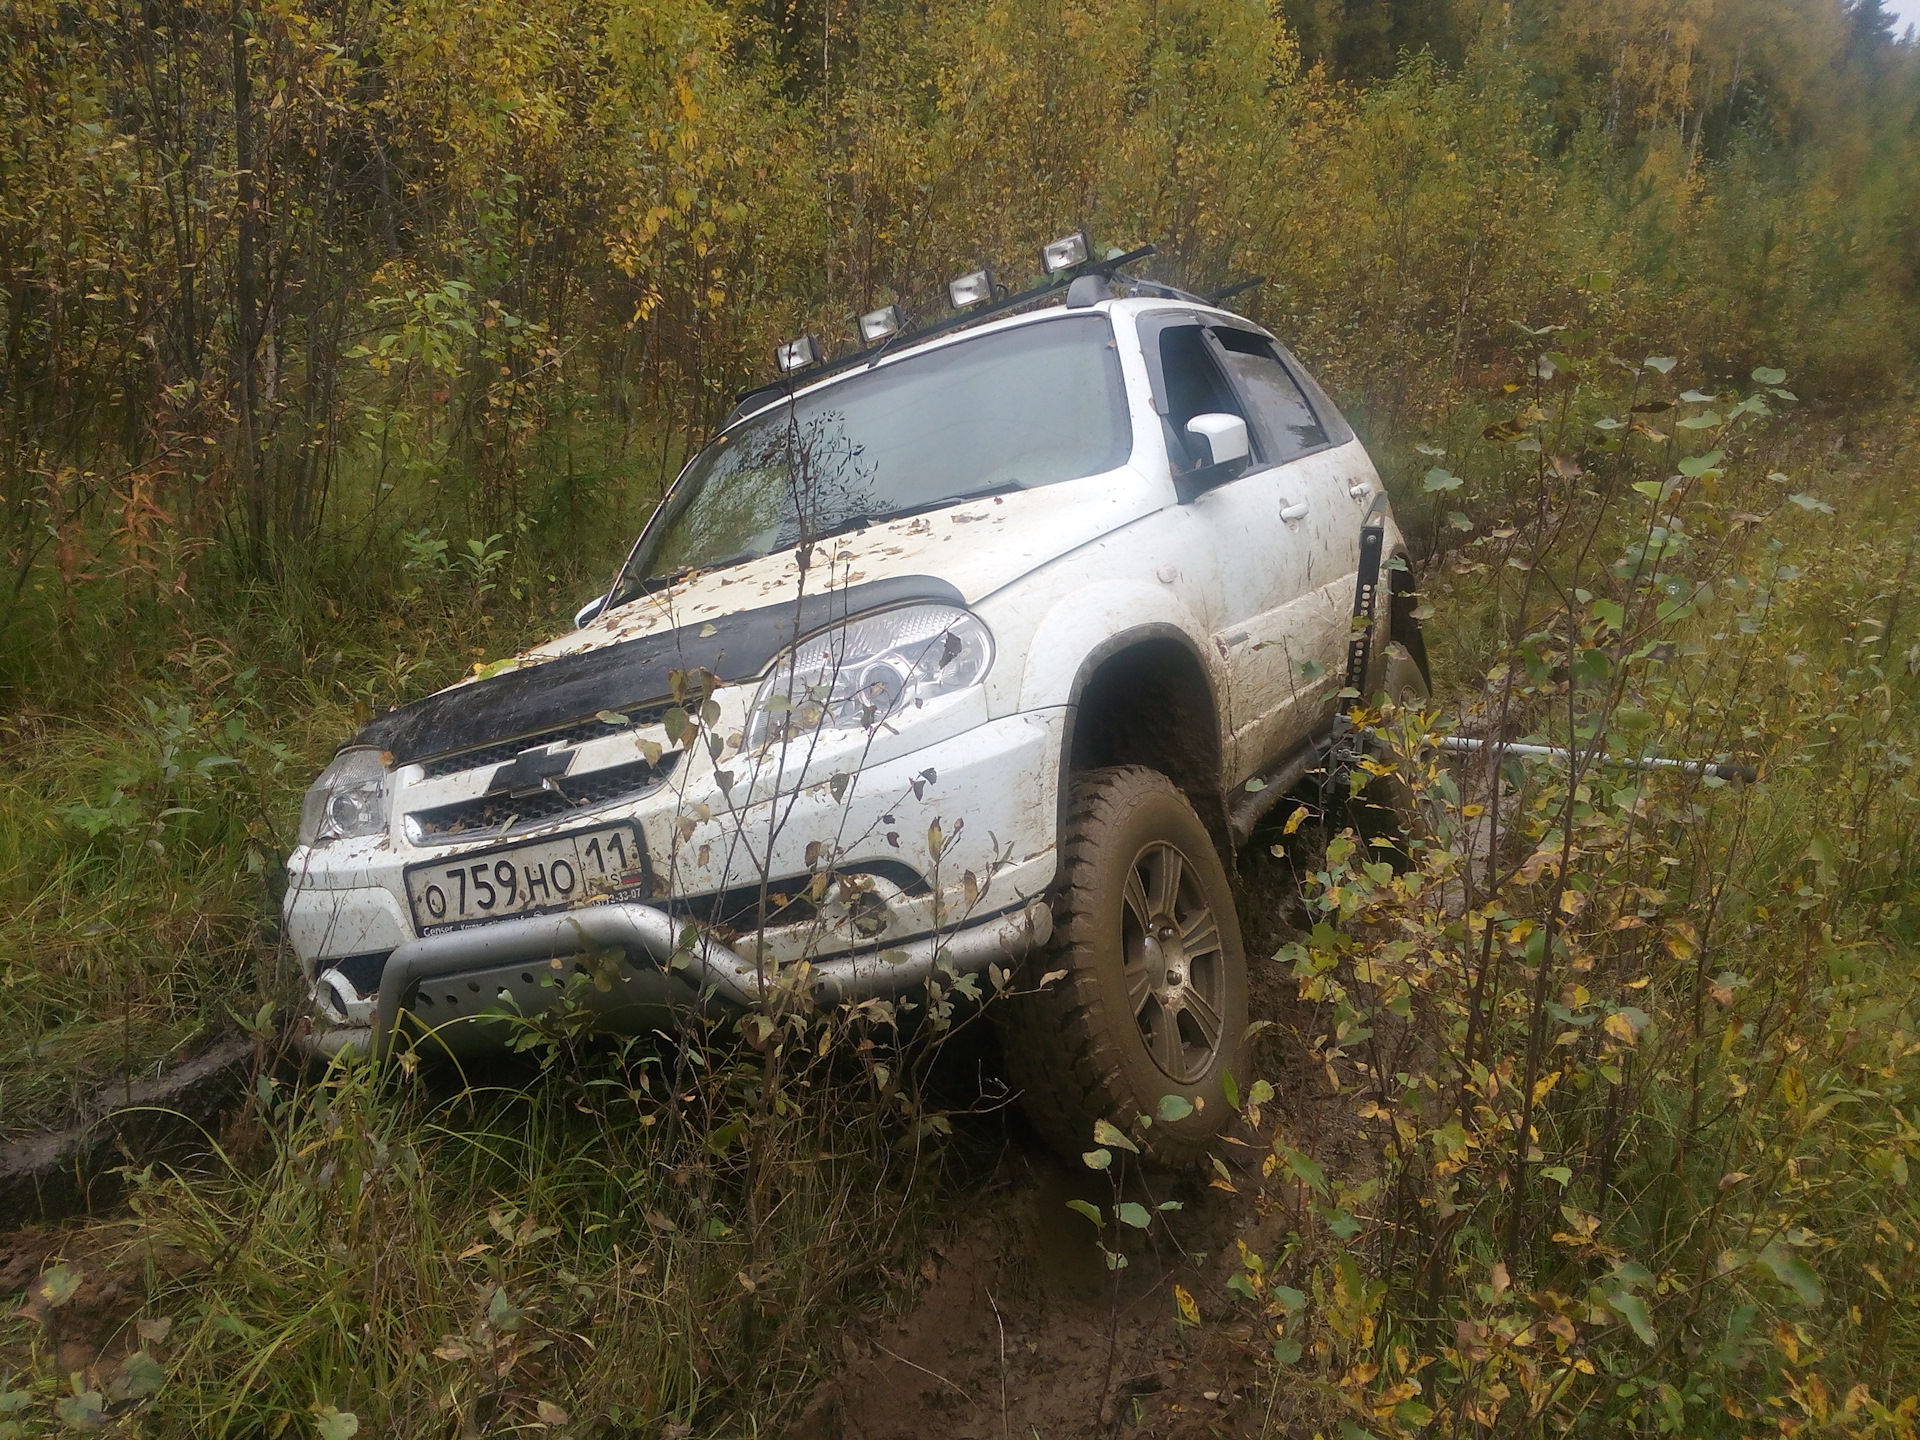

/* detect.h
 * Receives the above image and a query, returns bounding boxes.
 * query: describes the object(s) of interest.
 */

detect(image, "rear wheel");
[1378,640,1430,710]
[996,766,1247,1166]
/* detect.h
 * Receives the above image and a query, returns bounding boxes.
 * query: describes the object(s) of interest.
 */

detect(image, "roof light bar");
[1040,231,1092,274]
[775,335,821,373]
[733,244,1160,414]
[857,305,903,344]
[947,269,994,310]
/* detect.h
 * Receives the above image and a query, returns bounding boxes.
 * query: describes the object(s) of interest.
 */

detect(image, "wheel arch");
[1056,625,1232,868]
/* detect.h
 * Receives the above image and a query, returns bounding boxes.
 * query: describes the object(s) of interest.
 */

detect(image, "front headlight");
[745,604,994,750]
[297,747,391,846]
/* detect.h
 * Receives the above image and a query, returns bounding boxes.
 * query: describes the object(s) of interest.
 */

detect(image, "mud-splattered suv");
[287,246,1429,1158]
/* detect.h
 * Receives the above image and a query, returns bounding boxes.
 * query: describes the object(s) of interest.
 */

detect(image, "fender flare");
[1044,621,1226,891]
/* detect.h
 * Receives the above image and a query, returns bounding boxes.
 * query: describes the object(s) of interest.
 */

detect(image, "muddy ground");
[794,828,1356,1440]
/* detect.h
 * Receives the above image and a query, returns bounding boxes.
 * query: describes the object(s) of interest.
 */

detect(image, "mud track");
[794,830,1354,1439]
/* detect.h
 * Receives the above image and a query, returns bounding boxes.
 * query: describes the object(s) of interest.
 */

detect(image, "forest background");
[1,0,1918,1431]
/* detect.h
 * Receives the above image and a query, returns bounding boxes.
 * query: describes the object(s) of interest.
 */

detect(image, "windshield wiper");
[641,484,1027,589]
[800,483,1027,547]
[637,550,763,593]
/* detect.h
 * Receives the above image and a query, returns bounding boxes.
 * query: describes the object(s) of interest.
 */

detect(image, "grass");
[0,367,1915,1436]
[1220,370,1920,1432]
[0,1028,957,1435]
[0,461,657,1141]
[117,1042,942,1436]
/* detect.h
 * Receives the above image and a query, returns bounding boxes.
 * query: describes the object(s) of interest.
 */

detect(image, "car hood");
[570,473,1152,650]
[353,473,1157,764]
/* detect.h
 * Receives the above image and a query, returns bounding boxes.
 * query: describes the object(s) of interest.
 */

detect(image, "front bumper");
[290,704,1067,1058]
[303,897,1054,1059]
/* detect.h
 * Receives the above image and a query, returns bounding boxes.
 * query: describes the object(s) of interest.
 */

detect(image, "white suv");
[287,249,1428,1158]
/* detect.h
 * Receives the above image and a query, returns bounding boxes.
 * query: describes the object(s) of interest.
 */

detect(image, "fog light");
[775,335,821,372]
[1041,231,1092,274]
[857,305,903,343]
[947,270,994,310]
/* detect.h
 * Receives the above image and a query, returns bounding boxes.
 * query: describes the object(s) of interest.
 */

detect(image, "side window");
[1211,327,1329,461]
[1157,324,1254,474]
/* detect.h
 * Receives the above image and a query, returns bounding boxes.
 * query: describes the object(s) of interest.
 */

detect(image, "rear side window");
[1211,327,1329,461]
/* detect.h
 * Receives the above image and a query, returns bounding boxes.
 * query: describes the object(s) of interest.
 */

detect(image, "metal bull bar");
[368,899,1055,1061]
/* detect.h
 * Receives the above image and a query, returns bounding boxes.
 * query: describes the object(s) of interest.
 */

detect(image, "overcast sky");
[1888,0,1920,35]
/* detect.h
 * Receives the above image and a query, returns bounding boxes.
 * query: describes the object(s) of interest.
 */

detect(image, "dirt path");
[792,1140,1276,1438]
[795,833,1334,1439]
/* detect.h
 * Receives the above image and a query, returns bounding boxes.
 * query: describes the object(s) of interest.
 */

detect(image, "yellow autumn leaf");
[1603,1011,1639,1045]
[1174,1282,1201,1325]
[1781,1066,1807,1108]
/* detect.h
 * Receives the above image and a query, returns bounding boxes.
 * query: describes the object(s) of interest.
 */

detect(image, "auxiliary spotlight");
[857,305,903,343]
[774,335,821,373]
[1041,231,1092,274]
[946,269,994,310]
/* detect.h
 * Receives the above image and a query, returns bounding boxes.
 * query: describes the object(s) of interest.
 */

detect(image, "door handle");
[1280,501,1310,523]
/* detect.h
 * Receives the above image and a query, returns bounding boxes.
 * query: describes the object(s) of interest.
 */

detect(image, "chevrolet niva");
[287,239,1430,1160]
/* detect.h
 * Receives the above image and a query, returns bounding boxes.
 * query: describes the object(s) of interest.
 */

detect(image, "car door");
[1206,325,1371,759]
[1139,313,1359,782]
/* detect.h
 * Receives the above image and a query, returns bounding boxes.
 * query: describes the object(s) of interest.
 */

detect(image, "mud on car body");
[287,248,1429,1160]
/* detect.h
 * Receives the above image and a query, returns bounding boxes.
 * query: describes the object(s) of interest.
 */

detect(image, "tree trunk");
[232,0,266,568]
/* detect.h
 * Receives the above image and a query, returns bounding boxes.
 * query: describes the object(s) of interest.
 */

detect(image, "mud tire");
[996,766,1248,1167]
[1379,640,1431,711]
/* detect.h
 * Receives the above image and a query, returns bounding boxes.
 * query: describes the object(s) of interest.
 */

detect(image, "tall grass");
[2,1005,977,1435]
[0,423,676,1139]
[1217,348,1920,1432]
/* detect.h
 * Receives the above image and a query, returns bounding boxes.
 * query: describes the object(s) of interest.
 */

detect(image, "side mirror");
[574,594,609,629]
[1184,413,1251,473]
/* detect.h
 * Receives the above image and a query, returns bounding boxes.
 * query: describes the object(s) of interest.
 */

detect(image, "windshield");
[610,314,1132,604]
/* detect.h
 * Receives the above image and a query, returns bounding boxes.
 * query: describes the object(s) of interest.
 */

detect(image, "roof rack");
[729,243,1163,418]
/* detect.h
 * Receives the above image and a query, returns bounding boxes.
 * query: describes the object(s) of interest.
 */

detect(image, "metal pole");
[1436,736,1757,784]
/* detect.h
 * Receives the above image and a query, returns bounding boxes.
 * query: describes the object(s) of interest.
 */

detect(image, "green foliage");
[0,1006,955,1435]
[1,0,1914,695]
[1226,340,1920,1432]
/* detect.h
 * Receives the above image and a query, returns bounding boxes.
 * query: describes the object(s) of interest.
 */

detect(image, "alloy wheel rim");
[1119,839,1226,1084]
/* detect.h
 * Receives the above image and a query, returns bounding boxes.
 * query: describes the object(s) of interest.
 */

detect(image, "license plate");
[405,823,648,934]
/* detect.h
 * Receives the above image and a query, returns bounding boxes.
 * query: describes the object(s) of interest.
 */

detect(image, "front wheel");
[996,766,1248,1166]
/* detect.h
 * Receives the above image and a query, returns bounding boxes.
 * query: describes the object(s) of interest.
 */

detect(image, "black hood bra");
[352,575,966,766]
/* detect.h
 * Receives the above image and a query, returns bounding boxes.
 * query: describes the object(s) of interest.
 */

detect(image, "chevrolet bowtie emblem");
[486,744,574,798]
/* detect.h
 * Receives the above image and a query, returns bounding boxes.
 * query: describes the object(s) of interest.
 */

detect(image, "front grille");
[419,705,674,779]
[407,753,680,843]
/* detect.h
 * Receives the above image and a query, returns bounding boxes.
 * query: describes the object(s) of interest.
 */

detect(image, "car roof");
[724,295,1264,431]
